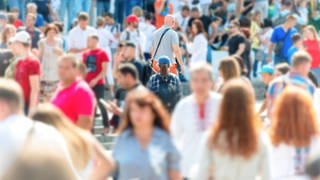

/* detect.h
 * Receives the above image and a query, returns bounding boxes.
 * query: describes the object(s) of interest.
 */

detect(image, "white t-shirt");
[68,25,97,58]
[0,115,78,178]
[120,28,145,59]
[171,92,222,178]
[139,22,156,53]
[260,28,274,53]
[187,33,208,66]
[271,137,320,179]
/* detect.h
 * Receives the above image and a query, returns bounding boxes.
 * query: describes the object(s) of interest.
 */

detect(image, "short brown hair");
[78,12,89,21]
[219,57,241,81]
[286,14,297,22]
[44,23,59,37]
[0,78,23,113]
[291,51,311,67]
[291,33,302,44]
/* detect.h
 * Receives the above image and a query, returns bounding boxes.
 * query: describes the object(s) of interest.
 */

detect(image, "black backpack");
[156,75,180,112]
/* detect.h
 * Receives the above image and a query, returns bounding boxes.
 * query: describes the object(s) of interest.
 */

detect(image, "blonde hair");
[304,25,320,41]
[31,104,92,171]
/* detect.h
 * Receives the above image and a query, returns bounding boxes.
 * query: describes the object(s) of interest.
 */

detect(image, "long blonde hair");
[304,25,320,41]
[31,104,92,171]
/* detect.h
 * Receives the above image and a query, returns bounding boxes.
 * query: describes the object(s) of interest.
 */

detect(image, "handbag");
[274,29,291,56]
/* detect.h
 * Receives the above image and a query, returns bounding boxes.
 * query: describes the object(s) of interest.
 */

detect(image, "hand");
[107,101,122,116]
[180,65,185,74]
[89,79,98,87]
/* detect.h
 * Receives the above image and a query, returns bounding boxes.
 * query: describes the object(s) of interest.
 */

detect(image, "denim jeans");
[59,0,77,30]
[97,0,110,16]
[8,0,27,21]
[253,51,268,77]
[93,84,109,128]
[76,0,92,13]
[114,0,125,25]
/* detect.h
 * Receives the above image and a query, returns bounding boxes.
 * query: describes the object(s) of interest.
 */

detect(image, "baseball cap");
[158,56,170,65]
[12,31,31,44]
[126,14,139,23]
[259,65,274,74]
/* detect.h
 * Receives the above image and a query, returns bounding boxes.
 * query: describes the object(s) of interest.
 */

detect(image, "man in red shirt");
[12,31,40,115]
[51,54,95,131]
[82,34,109,127]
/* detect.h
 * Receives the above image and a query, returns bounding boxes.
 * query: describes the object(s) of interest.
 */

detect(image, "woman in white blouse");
[192,79,271,180]
[187,19,208,66]
[269,86,320,179]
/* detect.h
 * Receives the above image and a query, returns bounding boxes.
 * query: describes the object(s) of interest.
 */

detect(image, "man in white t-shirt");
[171,63,221,179]
[174,5,190,33]
[120,14,145,60]
[68,12,97,59]
[139,12,156,61]
[0,78,77,178]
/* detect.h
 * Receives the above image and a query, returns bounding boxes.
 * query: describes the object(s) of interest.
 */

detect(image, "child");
[259,65,274,114]
[287,33,304,64]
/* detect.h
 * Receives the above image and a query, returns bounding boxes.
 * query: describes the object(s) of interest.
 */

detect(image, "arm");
[89,62,108,87]
[169,170,182,180]
[77,115,93,131]
[29,75,40,113]
[267,43,275,63]
[37,41,44,59]
[259,99,268,114]
[235,43,245,57]
[173,44,184,73]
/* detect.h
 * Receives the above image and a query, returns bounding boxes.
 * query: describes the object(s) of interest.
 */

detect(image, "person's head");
[181,5,190,17]
[117,89,170,133]
[190,63,214,98]
[291,33,303,48]
[0,12,8,28]
[12,31,31,53]
[58,54,79,84]
[132,6,143,18]
[191,7,200,18]
[218,57,241,82]
[282,0,293,10]
[1,24,16,44]
[2,148,76,180]
[44,24,59,38]
[232,55,247,76]
[164,15,176,28]
[78,12,89,29]
[30,104,91,171]
[284,14,297,28]
[228,19,240,34]
[87,34,99,49]
[291,51,312,77]
[263,18,273,29]
[117,63,139,89]
[191,19,204,35]
[144,12,153,23]
[252,10,262,23]
[157,56,171,75]
[0,78,23,120]
[274,63,290,76]
[104,13,114,25]
[303,25,320,41]
[123,41,136,60]
[209,79,259,158]
[27,3,37,14]
[96,16,105,28]
[270,86,319,147]
[126,14,139,29]
[25,13,36,28]
[259,65,274,84]
[53,21,64,34]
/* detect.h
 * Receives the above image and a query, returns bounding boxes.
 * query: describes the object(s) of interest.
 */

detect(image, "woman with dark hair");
[186,19,208,66]
[270,86,320,179]
[192,79,271,179]
[38,23,63,102]
[112,88,181,180]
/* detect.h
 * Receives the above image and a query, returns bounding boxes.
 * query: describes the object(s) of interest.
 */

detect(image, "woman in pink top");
[303,25,320,85]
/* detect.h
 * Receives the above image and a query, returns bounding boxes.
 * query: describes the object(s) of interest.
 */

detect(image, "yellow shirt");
[250,21,262,50]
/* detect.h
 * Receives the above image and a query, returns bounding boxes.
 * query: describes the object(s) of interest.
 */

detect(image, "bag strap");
[282,28,291,42]
[152,28,171,61]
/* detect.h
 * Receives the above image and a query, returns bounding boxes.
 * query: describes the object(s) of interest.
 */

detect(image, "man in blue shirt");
[287,33,303,64]
[268,15,297,65]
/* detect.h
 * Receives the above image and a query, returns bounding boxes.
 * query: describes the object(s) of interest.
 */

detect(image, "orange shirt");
[154,0,174,28]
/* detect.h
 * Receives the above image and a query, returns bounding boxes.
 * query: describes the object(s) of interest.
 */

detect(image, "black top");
[227,34,251,62]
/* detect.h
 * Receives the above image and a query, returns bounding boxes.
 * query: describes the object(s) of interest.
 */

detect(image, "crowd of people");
[1,0,320,179]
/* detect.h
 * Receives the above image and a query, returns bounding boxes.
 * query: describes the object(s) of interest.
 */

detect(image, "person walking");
[112,88,181,180]
[192,79,271,180]
[82,34,110,128]
[51,54,95,131]
[38,24,63,102]
[151,15,184,74]
[147,56,181,113]
[18,13,41,49]
[171,63,221,179]
[270,86,320,179]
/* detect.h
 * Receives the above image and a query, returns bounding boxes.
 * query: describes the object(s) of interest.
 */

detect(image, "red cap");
[126,15,139,23]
